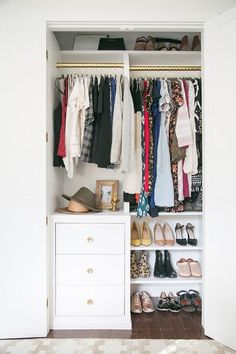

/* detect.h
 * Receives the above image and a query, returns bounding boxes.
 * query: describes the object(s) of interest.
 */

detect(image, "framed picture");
[95,180,119,210]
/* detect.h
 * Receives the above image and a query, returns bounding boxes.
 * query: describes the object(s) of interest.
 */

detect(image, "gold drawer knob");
[87,268,94,274]
[87,237,94,243]
[87,299,93,305]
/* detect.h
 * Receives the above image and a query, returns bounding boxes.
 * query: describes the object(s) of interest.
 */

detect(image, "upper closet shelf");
[58,50,201,67]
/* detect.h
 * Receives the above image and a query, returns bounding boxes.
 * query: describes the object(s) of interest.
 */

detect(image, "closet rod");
[130,65,201,72]
[56,63,201,71]
[56,63,124,68]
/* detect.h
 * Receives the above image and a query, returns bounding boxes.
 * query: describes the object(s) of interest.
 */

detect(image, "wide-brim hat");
[57,187,101,213]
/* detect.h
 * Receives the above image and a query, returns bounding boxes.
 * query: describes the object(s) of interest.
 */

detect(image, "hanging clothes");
[96,76,113,168]
[57,77,68,158]
[53,101,65,167]
[80,78,94,162]
[110,78,123,165]
[154,79,174,207]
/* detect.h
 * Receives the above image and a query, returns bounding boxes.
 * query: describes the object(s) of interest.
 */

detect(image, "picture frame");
[95,180,119,210]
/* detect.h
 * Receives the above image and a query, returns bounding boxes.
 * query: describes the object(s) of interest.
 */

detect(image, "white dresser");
[49,212,131,329]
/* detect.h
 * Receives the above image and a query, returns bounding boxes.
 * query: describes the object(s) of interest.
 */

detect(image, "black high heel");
[186,223,198,246]
[175,223,187,246]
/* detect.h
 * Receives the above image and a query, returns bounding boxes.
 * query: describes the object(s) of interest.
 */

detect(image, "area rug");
[0,338,234,354]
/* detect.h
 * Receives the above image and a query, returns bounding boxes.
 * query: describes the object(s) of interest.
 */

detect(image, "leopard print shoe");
[138,250,151,278]
[130,251,139,278]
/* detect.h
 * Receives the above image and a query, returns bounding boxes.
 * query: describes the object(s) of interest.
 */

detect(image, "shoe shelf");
[130,211,202,216]
[131,276,203,285]
[130,245,202,251]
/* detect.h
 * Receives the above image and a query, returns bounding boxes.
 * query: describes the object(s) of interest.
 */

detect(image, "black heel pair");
[175,223,197,246]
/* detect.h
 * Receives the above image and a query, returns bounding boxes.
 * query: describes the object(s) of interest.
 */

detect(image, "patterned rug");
[0,338,234,354]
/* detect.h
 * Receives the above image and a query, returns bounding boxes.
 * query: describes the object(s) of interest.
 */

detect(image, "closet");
[1,8,236,351]
[47,28,203,331]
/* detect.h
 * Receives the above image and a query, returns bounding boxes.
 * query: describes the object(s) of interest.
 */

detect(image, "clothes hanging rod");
[56,63,201,71]
[56,63,124,68]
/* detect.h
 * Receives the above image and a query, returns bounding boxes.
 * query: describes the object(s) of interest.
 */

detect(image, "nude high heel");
[153,222,165,246]
[163,222,175,246]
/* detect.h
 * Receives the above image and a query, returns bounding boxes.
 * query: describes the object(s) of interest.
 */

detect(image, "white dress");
[154,80,174,207]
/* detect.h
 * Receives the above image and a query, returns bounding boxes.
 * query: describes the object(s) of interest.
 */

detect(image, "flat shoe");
[140,291,155,313]
[176,258,191,277]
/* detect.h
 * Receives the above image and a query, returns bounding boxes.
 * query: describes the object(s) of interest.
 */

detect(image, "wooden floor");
[48,311,208,339]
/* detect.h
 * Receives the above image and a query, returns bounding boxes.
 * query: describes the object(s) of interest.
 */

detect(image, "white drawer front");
[56,223,124,255]
[56,285,124,316]
[56,255,124,285]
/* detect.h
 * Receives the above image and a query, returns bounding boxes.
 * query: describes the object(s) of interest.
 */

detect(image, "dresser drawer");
[56,255,124,285]
[56,285,124,316]
[56,223,124,254]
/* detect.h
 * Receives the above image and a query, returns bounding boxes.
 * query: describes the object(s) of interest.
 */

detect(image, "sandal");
[187,258,202,277]
[188,289,202,312]
[177,290,195,312]
[145,36,157,50]
[176,258,191,277]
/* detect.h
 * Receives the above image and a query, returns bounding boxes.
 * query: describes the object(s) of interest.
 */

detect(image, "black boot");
[154,250,165,278]
[164,250,177,278]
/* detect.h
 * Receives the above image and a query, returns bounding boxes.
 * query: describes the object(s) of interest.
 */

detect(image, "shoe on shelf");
[192,35,201,51]
[163,222,175,246]
[140,291,155,313]
[186,223,198,246]
[153,222,165,246]
[130,251,139,278]
[175,223,187,246]
[180,35,190,51]
[187,258,202,277]
[141,221,152,246]
[176,258,191,277]
[131,221,141,246]
[177,290,195,312]
[164,250,177,278]
[168,292,181,313]
[156,291,169,311]
[131,292,142,313]
[154,250,165,278]
[134,36,147,50]
[188,289,202,312]
[145,36,157,50]
[138,250,151,278]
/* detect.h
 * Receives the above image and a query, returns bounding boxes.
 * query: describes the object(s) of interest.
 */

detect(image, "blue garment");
[149,79,162,211]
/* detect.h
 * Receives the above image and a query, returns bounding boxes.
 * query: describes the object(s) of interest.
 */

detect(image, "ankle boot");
[154,250,165,278]
[130,251,139,278]
[164,250,177,278]
[138,250,151,278]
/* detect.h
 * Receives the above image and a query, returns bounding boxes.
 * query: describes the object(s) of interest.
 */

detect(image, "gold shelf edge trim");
[56,63,124,68]
[56,63,201,71]
[130,65,201,72]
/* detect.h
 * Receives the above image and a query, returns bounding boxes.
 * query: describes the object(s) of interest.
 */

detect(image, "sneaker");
[131,292,142,314]
[156,291,169,311]
[140,291,155,313]
[168,292,181,312]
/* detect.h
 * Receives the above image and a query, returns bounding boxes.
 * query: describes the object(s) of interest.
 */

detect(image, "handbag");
[98,37,126,50]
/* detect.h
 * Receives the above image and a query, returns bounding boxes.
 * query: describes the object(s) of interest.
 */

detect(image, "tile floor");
[48,310,208,339]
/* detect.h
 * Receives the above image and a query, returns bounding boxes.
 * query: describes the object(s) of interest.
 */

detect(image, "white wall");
[0,0,236,30]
